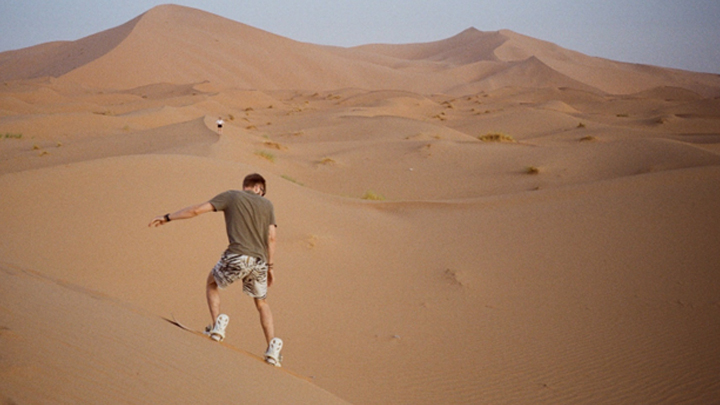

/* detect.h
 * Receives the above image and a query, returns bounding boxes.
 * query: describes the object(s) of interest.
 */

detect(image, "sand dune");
[1,4,720,404]
[4,5,720,95]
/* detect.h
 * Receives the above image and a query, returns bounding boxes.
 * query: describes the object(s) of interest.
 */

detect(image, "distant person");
[216,117,224,133]
[149,173,283,366]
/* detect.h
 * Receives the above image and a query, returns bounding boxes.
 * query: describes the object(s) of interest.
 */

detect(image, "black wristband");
[164,213,171,222]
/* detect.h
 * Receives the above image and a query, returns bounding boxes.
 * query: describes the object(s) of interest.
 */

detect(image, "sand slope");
[0,263,349,404]
[1,4,720,405]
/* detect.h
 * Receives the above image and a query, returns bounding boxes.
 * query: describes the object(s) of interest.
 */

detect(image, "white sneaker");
[264,337,283,367]
[209,314,229,342]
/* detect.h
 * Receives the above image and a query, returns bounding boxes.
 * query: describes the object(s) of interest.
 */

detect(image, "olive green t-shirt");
[209,190,276,262]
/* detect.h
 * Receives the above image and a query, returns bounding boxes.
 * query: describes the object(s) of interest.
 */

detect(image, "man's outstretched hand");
[148,215,167,227]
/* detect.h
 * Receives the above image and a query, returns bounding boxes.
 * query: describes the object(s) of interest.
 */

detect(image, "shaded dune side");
[0,15,141,82]
[449,56,604,95]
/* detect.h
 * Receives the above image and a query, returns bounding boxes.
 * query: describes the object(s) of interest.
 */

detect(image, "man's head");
[243,173,266,196]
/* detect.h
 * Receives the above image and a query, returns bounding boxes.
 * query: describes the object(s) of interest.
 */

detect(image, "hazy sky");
[1,0,719,74]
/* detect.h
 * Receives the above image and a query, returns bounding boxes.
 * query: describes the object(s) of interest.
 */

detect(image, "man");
[216,116,224,134]
[149,173,283,366]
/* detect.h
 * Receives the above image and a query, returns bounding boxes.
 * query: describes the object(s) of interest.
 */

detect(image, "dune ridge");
[1,4,720,404]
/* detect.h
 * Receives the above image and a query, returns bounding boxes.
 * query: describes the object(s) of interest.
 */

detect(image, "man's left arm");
[267,224,277,287]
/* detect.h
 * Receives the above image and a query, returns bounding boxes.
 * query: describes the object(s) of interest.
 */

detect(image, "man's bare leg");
[254,298,274,344]
[206,272,221,325]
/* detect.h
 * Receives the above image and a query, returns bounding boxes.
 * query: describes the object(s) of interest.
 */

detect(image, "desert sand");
[1,4,720,404]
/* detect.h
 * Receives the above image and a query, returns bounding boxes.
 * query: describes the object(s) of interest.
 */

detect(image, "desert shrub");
[361,190,385,201]
[478,133,515,143]
[525,166,540,175]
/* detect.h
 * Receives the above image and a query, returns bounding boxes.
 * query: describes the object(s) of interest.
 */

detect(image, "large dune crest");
[2,4,719,95]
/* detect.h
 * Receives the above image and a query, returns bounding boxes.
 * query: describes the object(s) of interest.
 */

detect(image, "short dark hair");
[243,173,266,190]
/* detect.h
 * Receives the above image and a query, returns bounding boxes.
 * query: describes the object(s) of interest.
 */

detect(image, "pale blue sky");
[1,0,719,74]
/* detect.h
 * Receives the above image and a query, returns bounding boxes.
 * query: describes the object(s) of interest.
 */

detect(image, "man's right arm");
[148,201,216,227]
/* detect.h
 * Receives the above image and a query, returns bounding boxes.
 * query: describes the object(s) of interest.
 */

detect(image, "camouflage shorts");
[211,251,268,299]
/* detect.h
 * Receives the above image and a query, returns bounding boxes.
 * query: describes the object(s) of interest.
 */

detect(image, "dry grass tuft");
[281,175,303,185]
[255,150,275,163]
[263,141,285,150]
